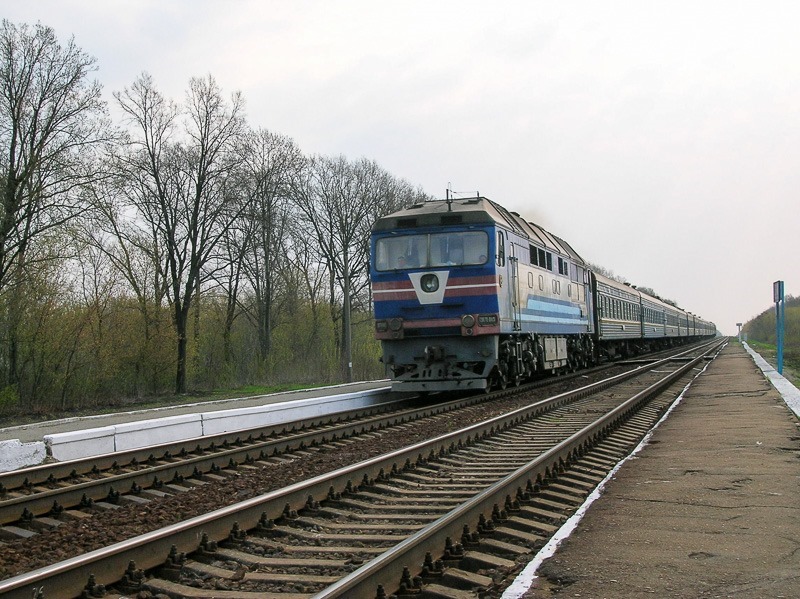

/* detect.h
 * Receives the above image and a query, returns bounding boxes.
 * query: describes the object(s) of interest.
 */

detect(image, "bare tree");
[114,73,247,393]
[84,173,173,395]
[0,20,111,386]
[236,129,304,370]
[290,155,417,381]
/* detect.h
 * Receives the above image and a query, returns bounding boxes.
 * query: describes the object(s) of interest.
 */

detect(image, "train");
[370,196,715,392]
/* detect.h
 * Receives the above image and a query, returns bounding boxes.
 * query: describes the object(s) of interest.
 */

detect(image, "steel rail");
[3,389,528,524]
[0,394,449,524]
[0,390,400,489]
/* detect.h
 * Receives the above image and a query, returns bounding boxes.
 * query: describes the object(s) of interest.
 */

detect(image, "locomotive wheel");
[496,371,508,390]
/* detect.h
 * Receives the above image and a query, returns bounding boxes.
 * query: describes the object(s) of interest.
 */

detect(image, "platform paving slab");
[512,342,800,598]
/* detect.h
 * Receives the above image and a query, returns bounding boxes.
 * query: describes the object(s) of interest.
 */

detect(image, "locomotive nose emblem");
[420,274,439,293]
[408,271,448,304]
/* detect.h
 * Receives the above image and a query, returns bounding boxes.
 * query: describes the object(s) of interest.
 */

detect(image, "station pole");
[736,322,743,342]
[773,280,785,374]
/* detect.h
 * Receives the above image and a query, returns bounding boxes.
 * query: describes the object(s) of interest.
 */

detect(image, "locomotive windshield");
[375,231,488,271]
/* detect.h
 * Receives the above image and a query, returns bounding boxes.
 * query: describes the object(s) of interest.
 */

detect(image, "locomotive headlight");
[389,318,403,331]
[420,274,439,293]
[461,314,476,328]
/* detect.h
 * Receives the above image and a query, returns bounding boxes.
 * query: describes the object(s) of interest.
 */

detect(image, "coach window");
[546,252,553,271]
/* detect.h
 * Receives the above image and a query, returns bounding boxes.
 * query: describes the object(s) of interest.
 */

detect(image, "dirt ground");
[519,343,800,598]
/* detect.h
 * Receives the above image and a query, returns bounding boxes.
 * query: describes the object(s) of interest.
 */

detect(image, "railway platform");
[0,380,392,471]
[506,341,800,598]
[0,380,391,444]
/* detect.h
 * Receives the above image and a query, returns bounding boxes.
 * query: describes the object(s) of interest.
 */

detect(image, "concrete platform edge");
[743,341,800,417]
[0,384,392,471]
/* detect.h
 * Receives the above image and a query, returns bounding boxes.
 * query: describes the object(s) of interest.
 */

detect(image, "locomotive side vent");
[396,218,418,228]
[440,215,463,225]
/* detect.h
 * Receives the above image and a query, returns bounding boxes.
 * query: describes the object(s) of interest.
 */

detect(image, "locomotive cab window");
[374,231,489,271]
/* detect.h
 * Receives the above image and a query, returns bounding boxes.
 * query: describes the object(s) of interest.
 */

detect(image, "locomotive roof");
[373,197,587,264]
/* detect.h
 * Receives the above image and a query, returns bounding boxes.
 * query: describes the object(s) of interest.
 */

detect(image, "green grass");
[208,383,323,398]
[742,339,800,387]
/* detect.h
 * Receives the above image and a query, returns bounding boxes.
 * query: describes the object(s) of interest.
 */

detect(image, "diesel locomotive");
[370,196,715,392]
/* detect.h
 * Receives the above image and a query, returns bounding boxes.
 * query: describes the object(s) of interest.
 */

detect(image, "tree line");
[0,20,431,416]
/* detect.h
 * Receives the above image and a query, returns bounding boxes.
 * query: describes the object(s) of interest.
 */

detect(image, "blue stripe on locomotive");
[372,265,500,320]
[514,295,590,335]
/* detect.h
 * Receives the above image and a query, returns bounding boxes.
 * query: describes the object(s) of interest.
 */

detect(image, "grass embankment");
[743,339,800,387]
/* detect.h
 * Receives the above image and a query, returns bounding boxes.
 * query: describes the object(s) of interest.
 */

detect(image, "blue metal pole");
[774,280,784,375]
[778,297,784,374]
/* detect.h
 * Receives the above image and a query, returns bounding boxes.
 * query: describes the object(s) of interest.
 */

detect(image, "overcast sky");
[7,1,800,334]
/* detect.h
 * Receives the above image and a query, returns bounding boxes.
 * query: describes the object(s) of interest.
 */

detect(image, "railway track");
[0,340,723,598]
[0,358,643,533]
